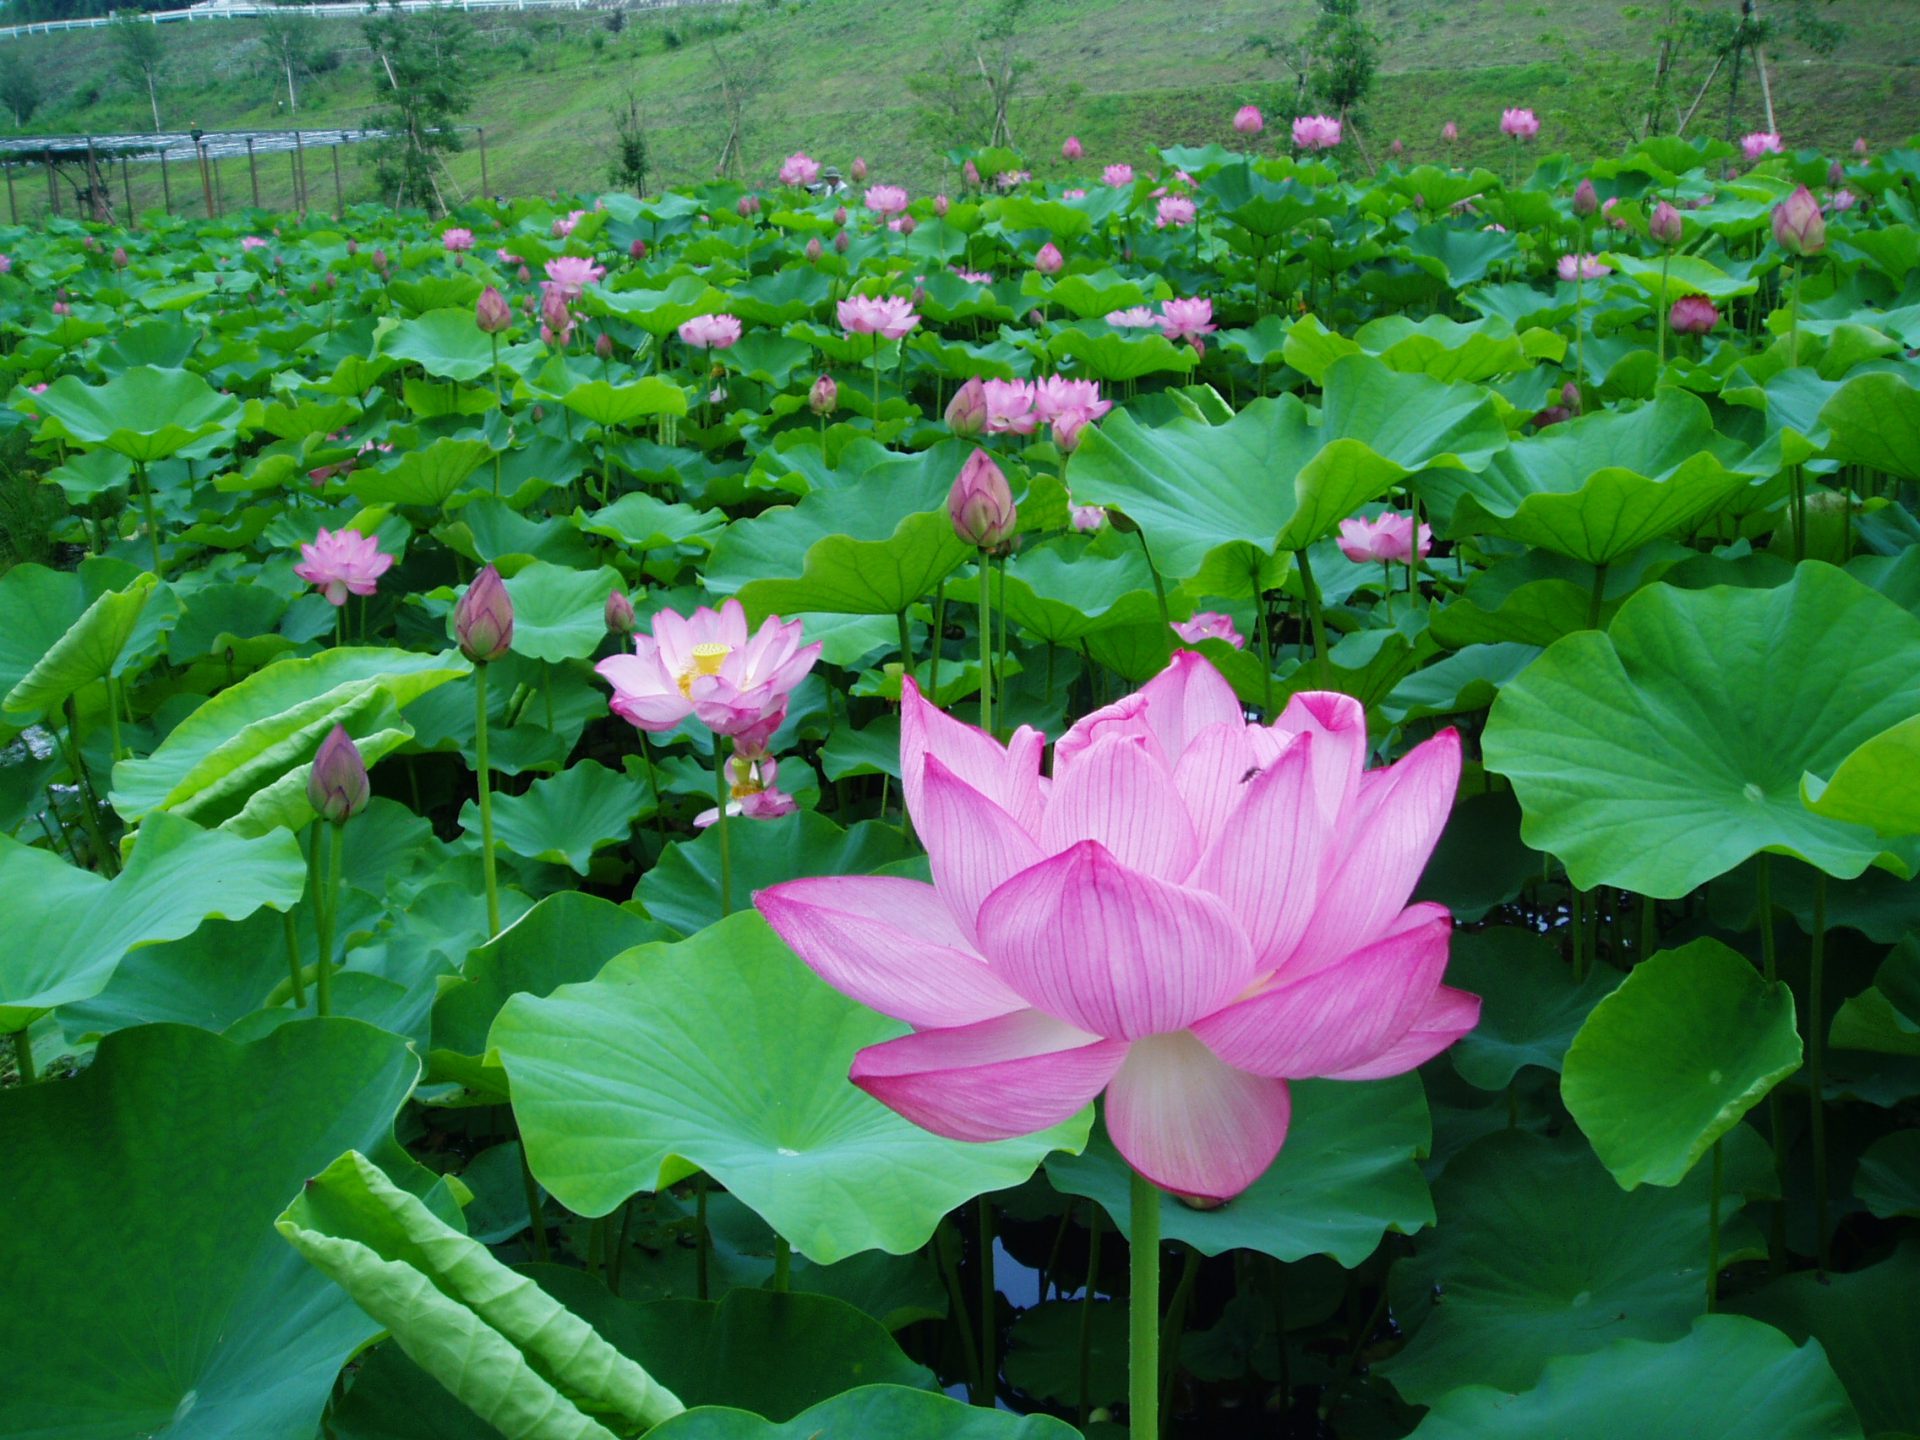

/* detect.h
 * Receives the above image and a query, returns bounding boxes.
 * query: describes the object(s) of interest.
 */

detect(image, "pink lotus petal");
[900,678,1046,836]
[917,754,1046,945]
[1038,732,1198,881]
[1105,1032,1291,1201]
[756,875,1024,1028]
[1168,722,1262,856]
[1269,690,1367,825]
[976,841,1253,1040]
[1190,731,1329,970]
[1191,904,1452,1076]
[851,1011,1125,1142]
[1322,985,1482,1080]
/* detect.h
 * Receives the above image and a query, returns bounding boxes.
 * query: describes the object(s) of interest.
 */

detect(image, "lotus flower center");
[678,642,732,696]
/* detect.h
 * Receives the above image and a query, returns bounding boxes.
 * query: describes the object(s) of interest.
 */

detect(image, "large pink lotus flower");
[1107,306,1157,328]
[1500,108,1540,140]
[294,527,394,607]
[552,209,588,238]
[1557,253,1611,281]
[757,654,1476,1201]
[1741,131,1785,162]
[981,378,1038,436]
[1292,114,1342,151]
[1032,376,1111,427]
[1103,163,1135,187]
[1158,297,1216,348]
[679,313,743,349]
[442,228,475,253]
[1155,194,1197,228]
[864,184,910,217]
[543,255,606,297]
[838,294,921,338]
[1172,612,1244,648]
[779,152,821,186]
[1338,512,1432,565]
[597,598,821,738]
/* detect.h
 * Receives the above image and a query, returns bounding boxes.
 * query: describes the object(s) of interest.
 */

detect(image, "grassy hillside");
[2,0,1917,220]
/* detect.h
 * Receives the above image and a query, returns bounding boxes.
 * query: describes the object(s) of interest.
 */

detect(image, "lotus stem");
[309,824,334,1017]
[936,1220,985,1402]
[1756,853,1788,1270]
[1382,559,1393,624]
[1587,564,1608,631]
[474,664,502,938]
[1077,1214,1104,1427]
[979,1198,997,1407]
[696,1176,710,1299]
[490,333,503,497]
[712,747,736,916]
[1250,561,1274,716]
[519,1140,550,1262]
[281,909,306,1009]
[1296,546,1330,669]
[929,579,947,703]
[1129,1168,1161,1440]
[1706,1137,1724,1312]
[1657,252,1671,367]
[977,554,993,736]
[134,460,163,578]
[773,1236,792,1292]
[12,1028,35,1083]
[1135,528,1171,630]
[871,333,882,429]
[59,697,115,877]
[103,677,121,763]
[1810,867,1830,1273]
[1160,1245,1200,1429]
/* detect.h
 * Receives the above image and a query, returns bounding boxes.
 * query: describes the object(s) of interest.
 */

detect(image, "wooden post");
[331,143,344,220]
[288,148,299,213]
[212,149,224,215]
[247,135,260,208]
[197,142,214,218]
[159,149,173,214]
[46,155,58,219]
[6,164,17,226]
[293,129,307,215]
[121,155,134,227]
[478,125,489,197]
[84,135,104,221]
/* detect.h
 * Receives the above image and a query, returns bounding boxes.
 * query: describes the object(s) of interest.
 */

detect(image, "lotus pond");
[3,132,1920,1440]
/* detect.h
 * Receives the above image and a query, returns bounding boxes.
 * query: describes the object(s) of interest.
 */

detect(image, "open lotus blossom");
[442,228,474,252]
[779,152,821,186]
[598,599,821,738]
[1233,105,1264,135]
[981,378,1039,435]
[1158,297,1216,349]
[543,255,605,296]
[1071,504,1108,532]
[1172,612,1244,648]
[1557,253,1611,281]
[696,754,798,827]
[1292,114,1342,150]
[837,294,920,338]
[241,235,269,251]
[1500,108,1540,139]
[996,171,1033,191]
[757,654,1477,1200]
[954,267,994,284]
[1103,163,1135,187]
[1052,408,1099,454]
[294,527,394,607]
[1156,194,1197,228]
[1338,512,1432,566]
[679,313,743,349]
[1107,305,1158,328]
[1063,188,1088,200]
[1669,294,1719,335]
[864,184,909,217]
[1828,188,1858,213]
[1741,131,1785,162]
[552,209,588,238]
[1032,376,1111,427]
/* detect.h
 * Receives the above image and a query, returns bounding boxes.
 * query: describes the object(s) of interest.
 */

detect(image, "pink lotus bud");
[934,194,950,218]
[1649,200,1683,248]
[737,193,761,217]
[541,284,572,332]
[897,215,918,236]
[1062,136,1084,160]
[834,205,848,226]
[595,331,614,360]
[83,235,98,251]
[809,373,838,415]
[833,229,850,254]
[540,324,559,346]
[1390,138,1404,157]
[307,724,370,825]
[1035,241,1064,275]
[605,588,637,636]
[806,236,824,263]
[948,448,1017,550]
[1772,184,1826,257]
[1232,105,1263,135]
[851,157,868,182]
[1561,381,1582,414]
[372,248,389,272]
[963,159,981,187]
[347,239,359,255]
[1854,137,1869,157]
[630,238,648,259]
[1573,179,1598,217]
[1054,411,1092,453]
[1442,120,1458,142]
[475,285,512,334]
[946,376,989,437]
[456,564,514,663]
[1669,294,1719,335]
[51,300,69,316]
[1070,504,1107,532]
[326,271,338,289]
[1828,159,1846,189]
[112,246,128,268]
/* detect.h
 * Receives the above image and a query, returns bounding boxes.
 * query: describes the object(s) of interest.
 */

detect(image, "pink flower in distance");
[442,228,474,252]
[1071,504,1108,532]
[1500,108,1540,140]
[1063,188,1088,200]
[779,152,822,186]
[294,527,394,607]
[838,294,921,338]
[597,598,821,737]
[679,314,743,349]
[996,170,1033,191]
[1441,120,1458,142]
[756,654,1476,1201]
[544,254,606,297]
[1233,105,1264,136]
[1035,242,1065,274]
[1337,512,1432,566]
[1103,163,1135,187]
[1669,295,1719,335]
[1156,194,1197,228]
[1292,114,1342,150]
[1032,376,1111,427]
[1159,297,1216,346]
[865,184,910,217]
[1557,253,1611,281]
[1741,131,1785,162]
[240,236,269,251]
[981,378,1039,436]
[1062,136,1085,160]
[1173,612,1244,648]
[553,209,587,238]
[1107,306,1157,328]
[697,754,798,828]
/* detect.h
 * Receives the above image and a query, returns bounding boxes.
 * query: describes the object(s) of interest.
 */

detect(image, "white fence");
[0,0,732,41]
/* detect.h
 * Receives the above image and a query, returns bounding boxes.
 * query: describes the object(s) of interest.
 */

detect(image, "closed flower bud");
[605,587,637,636]
[963,159,981,187]
[475,285,512,334]
[1669,294,1719,335]
[834,205,848,226]
[1035,241,1064,274]
[833,229,850,254]
[1772,183,1826,257]
[809,373,838,415]
[851,157,868,181]
[112,246,128,268]
[1062,136,1084,160]
[934,193,950,217]
[595,330,614,360]
[945,376,989,437]
[1573,179,1598,217]
[1648,200,1683,248]
[372,248,389,271]
[307,724,370,825]
[630,238,648,259]
[737,193,761,217]
[948,448,1017,550]
[806,236,824,262]
[456,564,514,663]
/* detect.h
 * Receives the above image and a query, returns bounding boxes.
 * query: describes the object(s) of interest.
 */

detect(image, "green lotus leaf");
[491,910,1090,1264]
[1818,370,1920,481]
[462,758,647,874]
[1443,926,1621,1090]
[3,572,155,718]
[649,1386,1077,1440]
[1803,713,1920,836]
[1483,564,1920,895]
[34,364,242,462]
[1606,252,1761,302]
[561,376,689,427]
[349,437,496,508]
[501,562,624,662]
[383,307,503,382]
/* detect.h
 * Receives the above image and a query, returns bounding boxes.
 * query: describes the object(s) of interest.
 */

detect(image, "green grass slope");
[1,0,1917,218]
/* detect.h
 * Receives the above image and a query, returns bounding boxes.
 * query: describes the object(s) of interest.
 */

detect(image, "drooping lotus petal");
[1128,649,1246,762]
[1278,728,1461,980]
[1269,691,1367,825]
[976,842,1253,1040]
[1038,732,1198,881]
[850,1011,1126,1142]
[916,755,1045,943]
[1190,733,1329,969]
[1191,905,1452,1077]
[755,875,1025,1028]
[1104,1032,1292,1200]
[596,651,697,731]
[1321,985,1482,1080]
[900,679,1046,835]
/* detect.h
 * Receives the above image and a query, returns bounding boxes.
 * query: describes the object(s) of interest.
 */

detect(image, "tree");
[607,93,650,197]
[110,13,165,134]
[362,1,472,213]
[706,35,769,181]
[0,55,43,130]
[258,5,318,117]
[1306,0,1379,123]
[906,0,1033,152]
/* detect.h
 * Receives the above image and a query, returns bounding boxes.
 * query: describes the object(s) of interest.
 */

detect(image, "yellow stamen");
[677,642,732,697]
